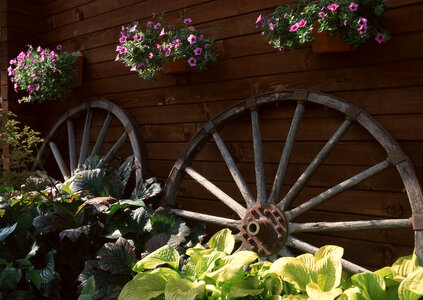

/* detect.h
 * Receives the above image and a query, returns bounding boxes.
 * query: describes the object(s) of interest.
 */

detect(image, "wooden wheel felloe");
[163,90,423,273]
[32,100,148,184]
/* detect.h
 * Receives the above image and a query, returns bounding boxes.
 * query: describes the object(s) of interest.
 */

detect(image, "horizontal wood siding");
[5,0,423,268]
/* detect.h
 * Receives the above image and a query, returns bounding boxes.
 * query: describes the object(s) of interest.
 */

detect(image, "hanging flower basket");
[311,27,352,54]
[163,58,194,74]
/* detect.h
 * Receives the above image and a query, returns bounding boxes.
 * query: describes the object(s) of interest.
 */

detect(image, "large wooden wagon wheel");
[163,90,423,273]
[32,100,148,184]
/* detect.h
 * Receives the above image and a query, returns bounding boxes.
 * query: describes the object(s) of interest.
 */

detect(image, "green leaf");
[30,269,42,290]
[37,249,57,284]
[313,255,342,291]
[392,252,422,277]
[206,250,258,281]
[315,245,344,262]
[164,278,205,300]
[0,267,22,290]
[398,268,423,300]
[131,177,162,201]
[339,287,366,300]
[270,257,311,291]
[229,278,264,298]
[263,273,283,295]
[78,276,95,300]
[306,281,342,300]
[195,249,227,279]
[97,237,137,275]
[118,273,167,300]
[208,228,235,254]
[133,245,179,272]
[351,272,386,300]
[0,222,17,241]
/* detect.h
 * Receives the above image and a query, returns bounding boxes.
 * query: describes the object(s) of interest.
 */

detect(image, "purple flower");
[321,6,327,12]
[27,84,33,91]
[129,25,137,32]
[184,18,192,24]
[50,51,56,59]
[14,83,19,90]
[344,20,348,26]
[269,23,274,30]
[297,19,307,28]
[119,36,127,43]
[115,54,120,61]
[139,62,146,68]
[165,49,171,57]
[199,34,204,40]
[154,23,161,29]
[147,21,154,28]
[319,12,325,18]
[357,17,367,26]
[358,25,367,34]
[327,3,340,11]
[156,44,162,51]
[159,28,165,36]
[24,64,29,69]
[349,2,358,11]
[56,44,62,50]
[289,24,299,32]
[35,84,40,91]
[40,56,45,62]
[375,33,385,43]
[18,99,22,104]
[130,66,137,71]
[133,33,142,40]
[38,70,42,75]
[193,47,202,55]
[187,34,197,44]
[119,47,128,54]
[149,52,154,59]
[152,12,156,18]
[204,43,210,49]
[9,59,16,65]
[7,66,12,73]
[32,59,37,63]
[52,67,57,73]
[256,14,262,24]
[36,46,42,52]
[121,26,125,31]
[31,72,36,77]
[188,57,196,67]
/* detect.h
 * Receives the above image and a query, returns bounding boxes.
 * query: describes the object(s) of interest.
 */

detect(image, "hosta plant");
[8,44,80,103]
[116,14,218,80]
[257,0,390,52]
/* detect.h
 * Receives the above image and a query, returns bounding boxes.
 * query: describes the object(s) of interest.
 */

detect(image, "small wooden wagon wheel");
[163,90,423,273]
[32,100,148,184]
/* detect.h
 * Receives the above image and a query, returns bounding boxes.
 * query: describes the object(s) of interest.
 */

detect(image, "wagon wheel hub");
[241,203,288,256]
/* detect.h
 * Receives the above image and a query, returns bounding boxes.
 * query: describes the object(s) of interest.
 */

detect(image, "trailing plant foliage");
[8,44,80,104]
[116,13,218,80]
[257,0,389,52]
[0,111,43,189]
[120,228,423,300]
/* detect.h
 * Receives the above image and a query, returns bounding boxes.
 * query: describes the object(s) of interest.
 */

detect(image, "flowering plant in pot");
[8,45,81,104]
[116,14,218,80]
[257,0,390,53]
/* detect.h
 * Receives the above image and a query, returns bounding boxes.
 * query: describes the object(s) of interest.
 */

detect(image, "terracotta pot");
[312,29,351,54]
[74,51,83,87]
[163,59,193,74]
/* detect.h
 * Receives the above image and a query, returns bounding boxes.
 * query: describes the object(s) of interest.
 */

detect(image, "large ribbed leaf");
[118,273,167,300]
[229,277,263,298]
[351,272,386,300]
[133,245,179,272]
[306,281,342,300]
[131,177,162,201]
[206,251,258,282]
[96,237,137,275]
[392,252,422,277]
[208,228,235,254]
[398,268,423,300]
[164,278,205,300]
[270,257,311,291]
[38,249,57,284]
[0,222,17,241]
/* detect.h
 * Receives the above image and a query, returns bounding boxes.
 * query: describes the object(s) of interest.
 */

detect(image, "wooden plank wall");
[5,0,423,269]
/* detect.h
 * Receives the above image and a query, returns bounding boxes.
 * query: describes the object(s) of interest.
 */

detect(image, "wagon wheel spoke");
[284,159,391,220]
[251,109,267,203]
[280,119,352,210]
[278,246,295,257]
[100,132,128,165]
[49,141,70,180]
[184,166,247,218]
[286,236,370,273]
[67,119,77,175]
[91,112,113,158]
[212,131,255,208]
[78,108,93,167]
[289,219,411,233]
[268,102,305,204]
[169,208,241,229]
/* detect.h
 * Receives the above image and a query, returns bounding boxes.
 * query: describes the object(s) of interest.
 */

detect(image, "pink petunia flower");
[33,59,37,63]
[184,18,192,24]
[56,44,62,50]
[130,25,137,32]
[319,12,325,18]
[159,28,165,36]
[146,21,154,28]
[35,84,40,91]
[193,47,202,55]
[27,84,33,91]
[199,34,204,40]
[18,99,22,104]
[256,14,262,24]
[133,33,142,40]
[187,34,197,44]
[375,33,385,43]
[130,66,137,71]
[119,36,127,43]
[38,70,42,75]
[358,25,367,34]
[357,17,367,26]
[149,52,154,59]
[349,2,358,11]
[297,19,307,28]
[269,23,274,31]
[327,3,340,11]
[52,68,57,73]
[188,57,196,67]
[154,23,161,29]
[115,54,120,61]
[204,43,210,49]
[165,49,171,57]
[119,47,128,54]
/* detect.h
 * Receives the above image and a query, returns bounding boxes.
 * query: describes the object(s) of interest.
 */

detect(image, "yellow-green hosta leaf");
[206,250,258,282]
[284,295,309,300]
[133,245,179,272]
[297,253,315,269]
[229,278,264,298]
[208,228,235,254]
[148,267,181,281]
[270,257,311,291]
[196,250,227,279]
[392,252,422,277]
[164,278,205,300]
[374,267,395,279]
[263,273,283,295]
[339,287,366,300]
[398,268,423,300]
[306,281,342,300]
[314,245,344,262]
[314,256,342,291]
[351,272,386,300]
[118,273,167,300]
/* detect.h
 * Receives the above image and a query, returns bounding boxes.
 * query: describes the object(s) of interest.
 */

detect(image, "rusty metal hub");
[241,203,288,256]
